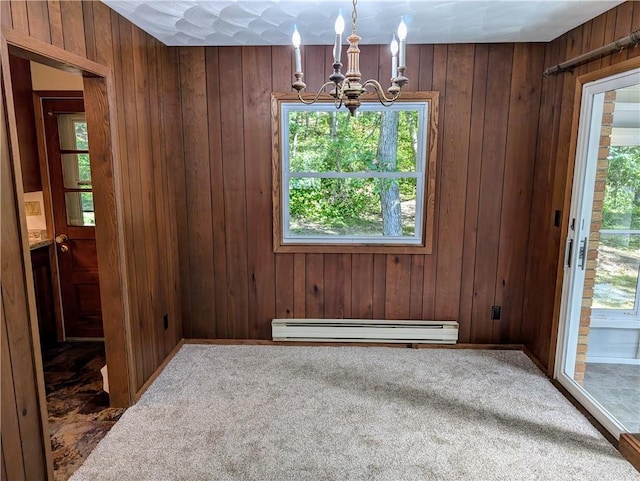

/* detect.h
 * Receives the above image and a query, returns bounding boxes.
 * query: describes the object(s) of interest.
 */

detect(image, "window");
[58,114,95,226]
[272,92,438,253]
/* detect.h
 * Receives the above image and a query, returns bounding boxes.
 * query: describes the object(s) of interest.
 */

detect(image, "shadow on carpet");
[70,345,638,481]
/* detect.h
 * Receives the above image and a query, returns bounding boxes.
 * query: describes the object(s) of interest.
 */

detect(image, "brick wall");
[574,90,616,384]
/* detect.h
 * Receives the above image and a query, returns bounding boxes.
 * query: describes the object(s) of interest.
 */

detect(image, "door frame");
[547,56,640,377]
[554,66,640,440]
[1,29,134,408]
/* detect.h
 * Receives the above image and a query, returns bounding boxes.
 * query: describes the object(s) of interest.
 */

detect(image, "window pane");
[65,192,95,226]
[57,114,88,150]
[74,121,89,149]
[602,146,640,231]
[62,153,92,189]
[594,143,640,311]
[593,232,640,310]
[288,177,417,238]
[288,110,419,173]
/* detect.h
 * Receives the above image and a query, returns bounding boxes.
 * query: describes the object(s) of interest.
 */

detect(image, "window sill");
[274,242,432,254]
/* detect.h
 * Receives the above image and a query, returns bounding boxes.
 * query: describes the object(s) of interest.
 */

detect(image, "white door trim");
[554,67,640,440]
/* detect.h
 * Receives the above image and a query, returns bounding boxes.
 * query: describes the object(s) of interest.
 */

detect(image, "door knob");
[55,234,68,244]
[59,244,69,253]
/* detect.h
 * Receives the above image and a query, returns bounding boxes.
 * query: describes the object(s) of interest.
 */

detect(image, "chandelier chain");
[352,0,358,35]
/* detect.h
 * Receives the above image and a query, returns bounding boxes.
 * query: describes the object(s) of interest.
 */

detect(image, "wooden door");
[43,98,103,338]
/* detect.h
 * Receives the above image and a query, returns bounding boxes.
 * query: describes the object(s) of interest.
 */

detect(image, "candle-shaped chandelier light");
[292,0,409,115]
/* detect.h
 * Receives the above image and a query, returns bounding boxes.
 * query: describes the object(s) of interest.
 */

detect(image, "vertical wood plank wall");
[522,2,640,372]
[1,2,184,392]
[1,70,50,481]
[177,41,547,343]
[2,5,638,477]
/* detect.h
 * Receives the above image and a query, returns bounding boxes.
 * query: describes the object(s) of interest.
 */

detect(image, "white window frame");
[278,99,430,248]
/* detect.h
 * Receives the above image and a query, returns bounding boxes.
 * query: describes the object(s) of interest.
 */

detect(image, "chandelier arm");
[296,81,340,105]
[292,0,408,114]
[362,79,402,106]
[335,80,350,109]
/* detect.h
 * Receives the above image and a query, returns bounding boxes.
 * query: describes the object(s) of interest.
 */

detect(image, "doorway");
[3,36,132,403]
[8,56,124,479]
[556,68,640,439]
[3,27,134,476]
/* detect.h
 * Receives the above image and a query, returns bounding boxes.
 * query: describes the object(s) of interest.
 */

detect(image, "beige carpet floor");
[71,345,639,480]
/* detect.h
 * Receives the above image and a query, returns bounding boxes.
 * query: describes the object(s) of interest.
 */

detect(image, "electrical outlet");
[554,210,562,227]
[163,313,169,330]
[491,305,501,320]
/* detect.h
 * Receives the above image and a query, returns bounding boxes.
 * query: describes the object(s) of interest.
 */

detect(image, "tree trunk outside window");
[377,110,402,236]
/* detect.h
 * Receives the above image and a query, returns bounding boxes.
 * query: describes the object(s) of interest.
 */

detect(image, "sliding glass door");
[556,68,640,438]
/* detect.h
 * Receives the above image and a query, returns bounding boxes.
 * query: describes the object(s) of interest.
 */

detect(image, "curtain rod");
[544,29,640,76]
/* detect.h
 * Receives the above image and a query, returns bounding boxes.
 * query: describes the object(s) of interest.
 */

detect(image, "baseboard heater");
[272,319,459,344]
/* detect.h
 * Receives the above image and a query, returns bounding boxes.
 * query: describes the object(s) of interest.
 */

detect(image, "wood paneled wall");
[1,68,52,481]
[2,1,185,476]
[7,56,41,192]
[177,41,546,343]
[1,2,183,394]
[522,1,640,372]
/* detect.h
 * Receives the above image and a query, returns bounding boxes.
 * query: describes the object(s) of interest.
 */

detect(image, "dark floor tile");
[43,342,125,481]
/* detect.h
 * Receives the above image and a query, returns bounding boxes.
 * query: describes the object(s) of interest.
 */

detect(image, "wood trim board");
[134,339,185,401]
[1,46,53,480]
[620,434,640,473]
[185,338,524,350]
[4,27,108,77]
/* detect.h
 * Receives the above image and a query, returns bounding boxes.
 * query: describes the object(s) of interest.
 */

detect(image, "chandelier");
[291,0,409,115]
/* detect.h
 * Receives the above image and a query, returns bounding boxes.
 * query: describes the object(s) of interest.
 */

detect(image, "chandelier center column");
[345,34,362,84]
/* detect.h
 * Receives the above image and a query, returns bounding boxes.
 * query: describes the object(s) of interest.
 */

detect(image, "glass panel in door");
[57,114,94,227]
[61,153,92,189]
[558,70,640,438]
[64,192,95,226]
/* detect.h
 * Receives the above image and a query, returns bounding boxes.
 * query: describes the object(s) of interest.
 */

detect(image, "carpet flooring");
[70,345,639,480]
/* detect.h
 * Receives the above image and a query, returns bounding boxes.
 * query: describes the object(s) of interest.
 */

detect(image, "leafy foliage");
[75,121,91,182]
[602,146,640,230]
[288,109,419,236]
[75,121,89,149]
[594,146,640,310]
[75,121,94,224]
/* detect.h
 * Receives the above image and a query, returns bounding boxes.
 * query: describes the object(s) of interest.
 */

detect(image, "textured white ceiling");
[102,1,624,47]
